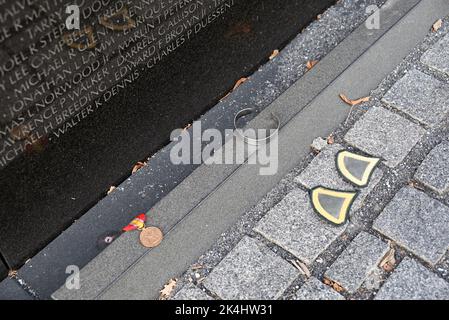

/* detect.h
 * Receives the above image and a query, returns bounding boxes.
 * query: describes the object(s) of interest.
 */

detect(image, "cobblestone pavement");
[170,14,449,301]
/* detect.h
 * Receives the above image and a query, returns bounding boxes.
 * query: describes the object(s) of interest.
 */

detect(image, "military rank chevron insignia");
[336,151,380,187]
[310,187,358,225]
[309,150,379,225]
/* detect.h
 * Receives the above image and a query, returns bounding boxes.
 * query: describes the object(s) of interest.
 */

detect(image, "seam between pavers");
[53,0,435,300]
[379,88,449,132]
[371,226,449,282]
[382,256,449,291]
[95,0,448,300]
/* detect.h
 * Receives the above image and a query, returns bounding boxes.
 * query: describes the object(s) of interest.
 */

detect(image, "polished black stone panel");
[0,0,335,268]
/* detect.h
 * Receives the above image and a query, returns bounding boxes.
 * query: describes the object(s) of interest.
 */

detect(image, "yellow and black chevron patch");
[336,151,380,187]
[310,187,358,225]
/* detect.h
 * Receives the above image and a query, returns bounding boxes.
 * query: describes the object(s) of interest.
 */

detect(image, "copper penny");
[139,227,163,248]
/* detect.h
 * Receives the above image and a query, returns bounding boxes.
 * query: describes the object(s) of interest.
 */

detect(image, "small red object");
[122,213,147,232]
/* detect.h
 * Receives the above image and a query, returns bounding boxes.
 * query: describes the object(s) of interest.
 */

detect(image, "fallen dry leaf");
[220,91,231,102]
[107,186,116,195]
[132,161,146,174]
[333,283,344,292]
[323,277,344,293]
[233,77,248,90]
[432,19,443,32]
[269,49,279,60]
[220,77,249,101]
[159,278,177,300]
[290,260,311,278]
[8,270,18,278]
[380,246,396,272]
[306,60,319,70]
[327,134,335,145]
[339,93,371,106]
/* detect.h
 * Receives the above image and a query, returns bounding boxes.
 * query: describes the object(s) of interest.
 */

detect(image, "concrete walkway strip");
[53,0,448,300]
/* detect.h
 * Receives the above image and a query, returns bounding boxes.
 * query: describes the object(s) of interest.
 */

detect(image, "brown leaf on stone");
[339,93,371,106]
[8,270,18,278]
[220,92,231,102]
[233,77,248,90]
[432,19,443,32]
[327,134,335,145]
[269,49,279,60]
[323,277,344,293]
[332,283,344,293]
[221,77,249,101]
[380,246,396,272]
[132,161,146,174]
[107,186,116,195]
[159,278,177,300]
[306,60,319,70]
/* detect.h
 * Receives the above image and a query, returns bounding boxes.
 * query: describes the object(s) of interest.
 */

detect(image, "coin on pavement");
[139,227,163,248]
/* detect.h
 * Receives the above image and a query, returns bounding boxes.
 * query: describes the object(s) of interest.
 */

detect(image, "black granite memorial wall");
[0,0,335,274]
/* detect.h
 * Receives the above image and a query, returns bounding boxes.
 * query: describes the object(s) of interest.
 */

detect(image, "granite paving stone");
[421,32,449,75]
[324,232,389,293]
[382,69,449,126]
[375,258,449,300]
[311,137,328,153]
[173,285,212,300]
[254,189,347,265]
[295,144,383,211]
[203,237,298,300]
[415,141,449,195]
[373,187,449,266]
[295,277,345,300]
[344,107,426,167]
